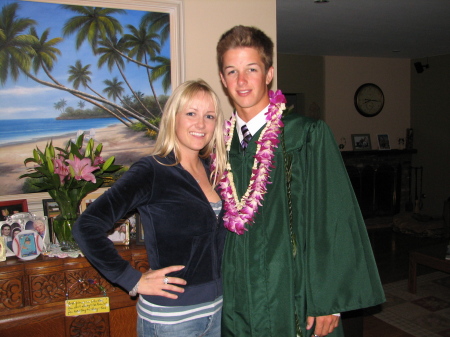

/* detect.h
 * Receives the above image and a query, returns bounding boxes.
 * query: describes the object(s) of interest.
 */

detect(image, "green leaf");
[69,142,83,158]
[51,173,61,188]
[85,138,94,158]
[102,156,114,171]
[76,133,84,147]
[49,142,55,158]
[33,149,40,163]
[24,157,38,165]
[47,159,54,173]
[19,172,43,179]
[35,147,46,162]
[95,143,103,156]
[104,164,121,172]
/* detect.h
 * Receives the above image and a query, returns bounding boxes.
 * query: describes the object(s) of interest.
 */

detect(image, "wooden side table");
[408,243,450,293]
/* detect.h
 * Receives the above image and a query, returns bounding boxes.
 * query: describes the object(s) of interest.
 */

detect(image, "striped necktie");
[241,124,252,149]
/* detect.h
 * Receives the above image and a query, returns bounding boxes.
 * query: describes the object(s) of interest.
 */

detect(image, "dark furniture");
[0,244,148,337]
[408,243,450,293]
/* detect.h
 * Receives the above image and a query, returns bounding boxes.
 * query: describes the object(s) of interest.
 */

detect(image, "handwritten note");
[65,297,110,316]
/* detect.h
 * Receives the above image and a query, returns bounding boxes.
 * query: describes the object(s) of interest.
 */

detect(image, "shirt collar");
[236,105,269,142]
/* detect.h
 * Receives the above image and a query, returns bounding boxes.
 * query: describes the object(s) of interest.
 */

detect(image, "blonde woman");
[73,79,226,337]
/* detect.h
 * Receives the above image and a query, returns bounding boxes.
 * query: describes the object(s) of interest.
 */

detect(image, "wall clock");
[354,83,384,117]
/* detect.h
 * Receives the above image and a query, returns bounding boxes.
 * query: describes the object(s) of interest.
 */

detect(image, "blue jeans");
[137,308,221,337]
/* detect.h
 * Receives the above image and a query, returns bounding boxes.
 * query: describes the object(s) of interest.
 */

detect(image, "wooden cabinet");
[0,244,148,337]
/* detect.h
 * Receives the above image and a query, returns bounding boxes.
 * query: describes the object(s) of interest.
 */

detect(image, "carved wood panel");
[0,244,147,336]
[66,269,117,300]
[29,273,66,305]
[66,313,109,337]
[0,277,23,311]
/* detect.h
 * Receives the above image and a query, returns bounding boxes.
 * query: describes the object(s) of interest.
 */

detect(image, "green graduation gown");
[221,112,385,336]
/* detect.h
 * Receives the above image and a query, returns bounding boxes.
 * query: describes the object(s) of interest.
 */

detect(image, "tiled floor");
[361,226,449,336]
[375,272,450,337]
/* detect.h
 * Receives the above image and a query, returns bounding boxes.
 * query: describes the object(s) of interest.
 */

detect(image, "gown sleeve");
[295,120,385,316]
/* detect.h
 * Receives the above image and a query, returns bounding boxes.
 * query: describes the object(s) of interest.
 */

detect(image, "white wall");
[278,54,411,150]
[183,0,277,118]
[324,56,411,150]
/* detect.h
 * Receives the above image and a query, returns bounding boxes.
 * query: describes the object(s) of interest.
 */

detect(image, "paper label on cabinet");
[65,297,110,316]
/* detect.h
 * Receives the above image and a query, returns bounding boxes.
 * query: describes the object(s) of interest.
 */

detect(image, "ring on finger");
[163,277,169,285]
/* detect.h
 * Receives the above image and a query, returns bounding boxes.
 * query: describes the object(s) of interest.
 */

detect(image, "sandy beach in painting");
[0,124,155,196]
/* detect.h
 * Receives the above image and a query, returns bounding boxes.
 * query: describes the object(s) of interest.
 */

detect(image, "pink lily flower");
[93,156,105,166]
[66,157,99,183]
[53,158,70,184]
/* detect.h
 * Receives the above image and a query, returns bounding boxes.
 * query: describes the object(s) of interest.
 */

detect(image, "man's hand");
[306,315,340,336]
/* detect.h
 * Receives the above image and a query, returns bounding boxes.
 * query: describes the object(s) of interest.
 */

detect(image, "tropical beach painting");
[0,0,182,196]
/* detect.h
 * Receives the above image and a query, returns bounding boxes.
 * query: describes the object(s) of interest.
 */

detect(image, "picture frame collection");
[350,134,391,151]
[1,192,143,259]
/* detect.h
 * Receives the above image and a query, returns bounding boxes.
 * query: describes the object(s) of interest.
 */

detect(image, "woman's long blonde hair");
[152,79,226,187]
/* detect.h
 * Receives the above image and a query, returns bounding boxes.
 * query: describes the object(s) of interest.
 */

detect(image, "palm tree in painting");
[0,2,160,132]
[28,27,62,84]
[124,21,163,113]
[103,77,125,103]
[61,5,125,53]
[53,100,62,113]
[77,100,85,109]
[53,98,67,113]
[142,12,170,46]
[28,28,123,123]
[102,77,133,124]
[0,3,37,85]
[97,35,155,119]
[151,56,171,94]
[68,60,105,98]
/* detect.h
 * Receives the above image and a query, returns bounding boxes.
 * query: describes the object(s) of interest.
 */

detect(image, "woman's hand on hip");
[137,265,186,299]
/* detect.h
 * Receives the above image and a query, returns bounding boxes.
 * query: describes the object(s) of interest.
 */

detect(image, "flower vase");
[52,196,80,251]
[53,215,79,251]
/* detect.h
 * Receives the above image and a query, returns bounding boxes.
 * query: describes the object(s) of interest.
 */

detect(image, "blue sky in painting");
[0,0,170,119]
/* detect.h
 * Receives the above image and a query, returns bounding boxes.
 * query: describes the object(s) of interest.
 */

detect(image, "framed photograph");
[8,212,51,249]
[1,221,16,257]
[351,134,372,151]
[106,211,140,245]
[135,213,144,245]
[42,199,59,243]
[42,199,60,219]
[80,192,105,213]
[0,199,28,221]
[12,230,44,260]
[377,134,391,150]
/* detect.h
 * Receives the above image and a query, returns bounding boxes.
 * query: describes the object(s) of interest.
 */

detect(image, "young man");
[215,25,385,337]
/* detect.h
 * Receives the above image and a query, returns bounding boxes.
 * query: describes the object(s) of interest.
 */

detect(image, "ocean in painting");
[0,118,120,146]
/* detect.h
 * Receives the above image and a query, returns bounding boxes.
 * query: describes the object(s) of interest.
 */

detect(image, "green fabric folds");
[221,113,385,336]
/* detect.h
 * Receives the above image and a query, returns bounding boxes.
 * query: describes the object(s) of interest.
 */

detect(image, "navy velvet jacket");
[72,154,226,306]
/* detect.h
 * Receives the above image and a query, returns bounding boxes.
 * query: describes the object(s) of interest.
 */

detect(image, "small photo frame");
[12,230,44,260]
[1,199,29,221]
[80,192,104,213]
[1,221,16,257]
[9,212,51,249]
[351,134,372,151]
[42,199,60,219]
[42,199,59,243]
[106,211,138,246]
[377,134,391,150]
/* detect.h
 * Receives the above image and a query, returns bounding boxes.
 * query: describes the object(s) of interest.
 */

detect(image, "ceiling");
[276,0,450,60]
